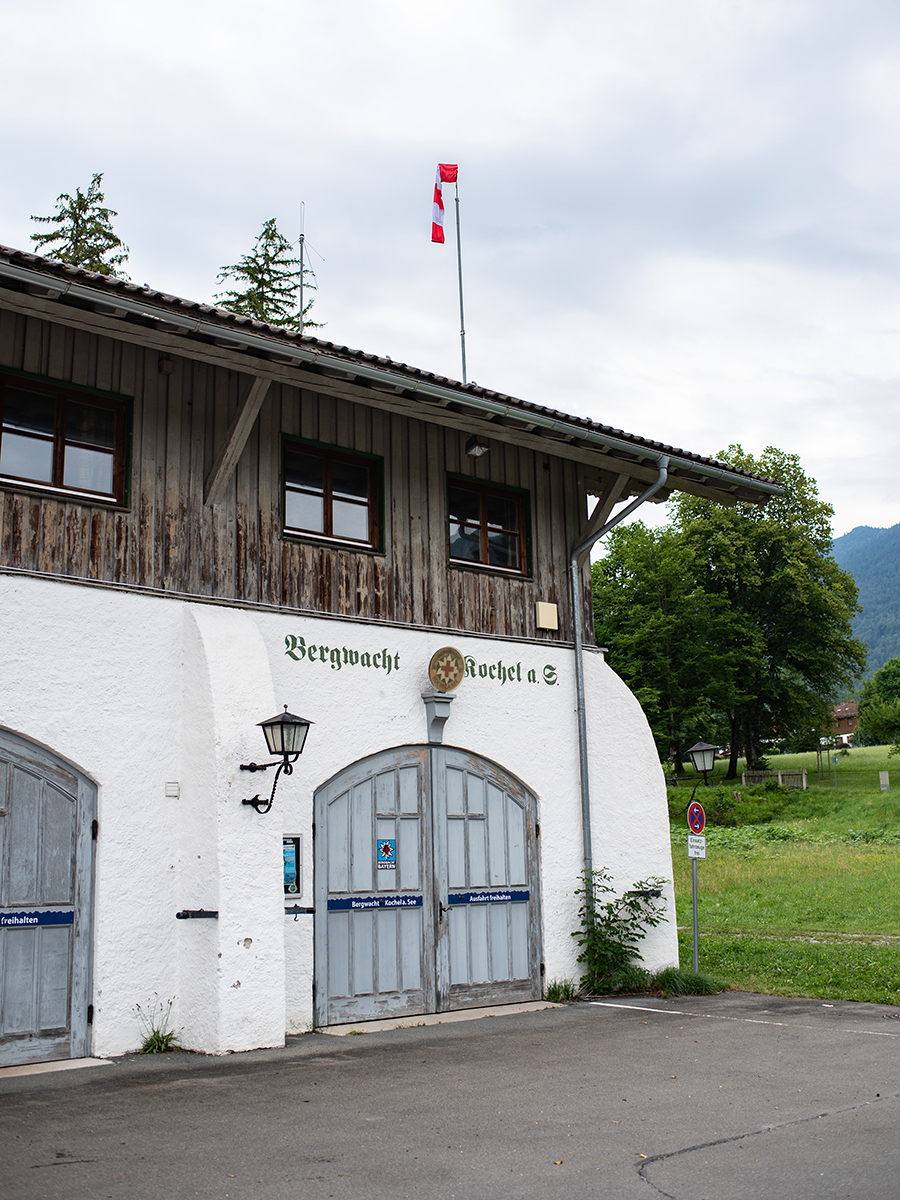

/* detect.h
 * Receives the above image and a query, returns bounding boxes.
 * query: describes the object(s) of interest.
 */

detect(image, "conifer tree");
[30,173,129,278]
[215,218,320,331]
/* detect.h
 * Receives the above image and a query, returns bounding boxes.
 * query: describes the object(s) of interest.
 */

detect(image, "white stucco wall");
[0,573,677,1058]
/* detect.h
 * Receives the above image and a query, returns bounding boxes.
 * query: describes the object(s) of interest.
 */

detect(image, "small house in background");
[0,245,777,1066]
[832,701,859,746]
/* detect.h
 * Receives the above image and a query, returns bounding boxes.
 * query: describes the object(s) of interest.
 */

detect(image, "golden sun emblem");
[428,646,465,693]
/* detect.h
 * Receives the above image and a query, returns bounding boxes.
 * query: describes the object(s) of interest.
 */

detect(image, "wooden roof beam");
[574,473,631,565]
[204,375,271,505]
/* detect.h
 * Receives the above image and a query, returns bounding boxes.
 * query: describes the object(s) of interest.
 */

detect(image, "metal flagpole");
[298,202,305,338]
[453,183,467,385]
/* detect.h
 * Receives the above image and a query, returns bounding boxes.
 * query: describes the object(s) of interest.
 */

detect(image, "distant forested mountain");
[832,524,900,678]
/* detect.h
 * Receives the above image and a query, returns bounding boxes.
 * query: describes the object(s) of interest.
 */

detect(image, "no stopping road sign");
[687,801,706,834]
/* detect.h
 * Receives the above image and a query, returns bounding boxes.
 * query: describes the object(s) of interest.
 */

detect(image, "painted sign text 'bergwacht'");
[285,635,400,674]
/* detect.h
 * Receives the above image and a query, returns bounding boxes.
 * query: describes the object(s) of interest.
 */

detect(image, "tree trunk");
[743,717,758,771]
[725,711,740,779]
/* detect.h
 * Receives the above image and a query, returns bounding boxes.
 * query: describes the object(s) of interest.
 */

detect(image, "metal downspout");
[571,456,669,876]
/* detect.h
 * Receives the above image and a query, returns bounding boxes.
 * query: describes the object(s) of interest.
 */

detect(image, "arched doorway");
[314,745,541,1025]
[0,730,96,1066]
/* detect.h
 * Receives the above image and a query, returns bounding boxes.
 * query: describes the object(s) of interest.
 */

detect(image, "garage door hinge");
[91,819,98,841]
[87,1004,94,1025]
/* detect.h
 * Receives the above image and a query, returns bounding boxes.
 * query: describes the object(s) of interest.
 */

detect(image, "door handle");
[438,901,448,921]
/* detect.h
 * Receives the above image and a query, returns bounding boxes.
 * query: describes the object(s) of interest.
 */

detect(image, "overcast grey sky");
[2,0,898,536]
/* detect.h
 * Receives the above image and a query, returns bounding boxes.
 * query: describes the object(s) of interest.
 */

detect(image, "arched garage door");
[0,730,95,1066]
[314,745,541,1025]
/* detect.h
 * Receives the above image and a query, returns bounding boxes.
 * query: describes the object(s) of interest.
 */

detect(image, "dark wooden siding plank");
[117,340,139,583]
[389,410,409,625]
[256,371,279,605]
[406,417,427,625]
[162,361,183,590]
[185,359,207,595]
[0,308,22,370]
[21,316,45,376]
[370,406,389,620]
[69,327,95,390]
[424,422,447,630]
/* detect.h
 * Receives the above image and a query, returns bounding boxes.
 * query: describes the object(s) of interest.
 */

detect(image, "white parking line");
[590,1000,900,1037]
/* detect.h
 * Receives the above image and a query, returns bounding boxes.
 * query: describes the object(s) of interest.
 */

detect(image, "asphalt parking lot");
[2,991,899,1200]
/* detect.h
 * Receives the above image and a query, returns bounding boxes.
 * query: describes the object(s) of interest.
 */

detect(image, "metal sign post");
[687,800,706,973]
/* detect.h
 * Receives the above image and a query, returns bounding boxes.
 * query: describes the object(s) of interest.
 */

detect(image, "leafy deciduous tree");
[857,658,900,749]
[593,447,866,778]
[30,173,129,278]
[215,218,320,331]
[592,524,747,771]
[670,446,866,775]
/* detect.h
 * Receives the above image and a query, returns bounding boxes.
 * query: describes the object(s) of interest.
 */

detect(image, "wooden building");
[0,245,777,1065]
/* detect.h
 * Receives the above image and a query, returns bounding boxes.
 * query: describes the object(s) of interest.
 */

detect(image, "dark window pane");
[284,450,324,493]
[485,494,518,531]
[285,490,324,533]
[0,432,53,482]
[448,485,481,525]
[3,388,55,437]
[449,521,481,561]
[66,401,115,449]
[63,446,114,493]
[487,531,519,569]
[332,460,369,501]
[333,499,369,541]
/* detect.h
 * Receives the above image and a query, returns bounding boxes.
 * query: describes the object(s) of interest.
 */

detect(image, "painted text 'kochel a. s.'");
[464,656,559,686]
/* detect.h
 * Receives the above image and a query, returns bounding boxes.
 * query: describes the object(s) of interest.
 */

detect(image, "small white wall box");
[165,782,180,798]
[535,602,559,630]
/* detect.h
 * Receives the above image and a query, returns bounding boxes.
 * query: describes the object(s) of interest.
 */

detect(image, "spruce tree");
[215,218,320,331]
[30,173,129,278]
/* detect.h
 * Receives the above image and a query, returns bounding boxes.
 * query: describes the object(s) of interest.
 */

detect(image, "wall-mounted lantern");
[240,705,313,814]
[686,740,717,787]
[465,434,490,458]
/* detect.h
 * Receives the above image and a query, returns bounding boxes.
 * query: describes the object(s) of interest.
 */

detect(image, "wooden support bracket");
[204,375,272,505]
[574,473,631,564]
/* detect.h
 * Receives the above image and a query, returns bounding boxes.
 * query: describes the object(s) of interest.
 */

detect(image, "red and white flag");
[432,163,458,243]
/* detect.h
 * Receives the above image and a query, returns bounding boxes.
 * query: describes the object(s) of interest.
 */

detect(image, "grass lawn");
[669,745,900,1004]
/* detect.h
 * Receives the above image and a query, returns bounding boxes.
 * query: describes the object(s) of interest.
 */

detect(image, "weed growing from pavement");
[134,994,179,1053]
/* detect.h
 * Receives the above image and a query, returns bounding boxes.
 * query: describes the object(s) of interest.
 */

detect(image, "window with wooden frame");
[447,478,529,575]
[0,373,128,503]
[283,440,381,549]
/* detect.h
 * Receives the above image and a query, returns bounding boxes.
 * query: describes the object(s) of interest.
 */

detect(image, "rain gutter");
[0,256,784,499]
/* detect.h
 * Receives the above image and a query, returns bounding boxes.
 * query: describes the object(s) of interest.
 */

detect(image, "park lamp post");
[687,741,717,787]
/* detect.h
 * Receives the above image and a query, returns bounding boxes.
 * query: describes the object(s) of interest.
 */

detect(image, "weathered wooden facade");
[0,245,776,1064]
[0,317,587,639]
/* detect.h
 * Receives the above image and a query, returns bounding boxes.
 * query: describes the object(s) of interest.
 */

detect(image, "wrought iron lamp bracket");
[241,754,299,814]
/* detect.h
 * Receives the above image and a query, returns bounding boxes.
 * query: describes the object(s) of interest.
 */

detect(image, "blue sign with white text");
[448,890,530,906]
[327,894,423,912]
[0,910,74,928]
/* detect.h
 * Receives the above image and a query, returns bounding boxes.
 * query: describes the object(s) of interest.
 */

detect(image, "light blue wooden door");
[434,748,541,1011]
[0,730,95,1066]
[315,745,540,1025]
[315,746,433,1024]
